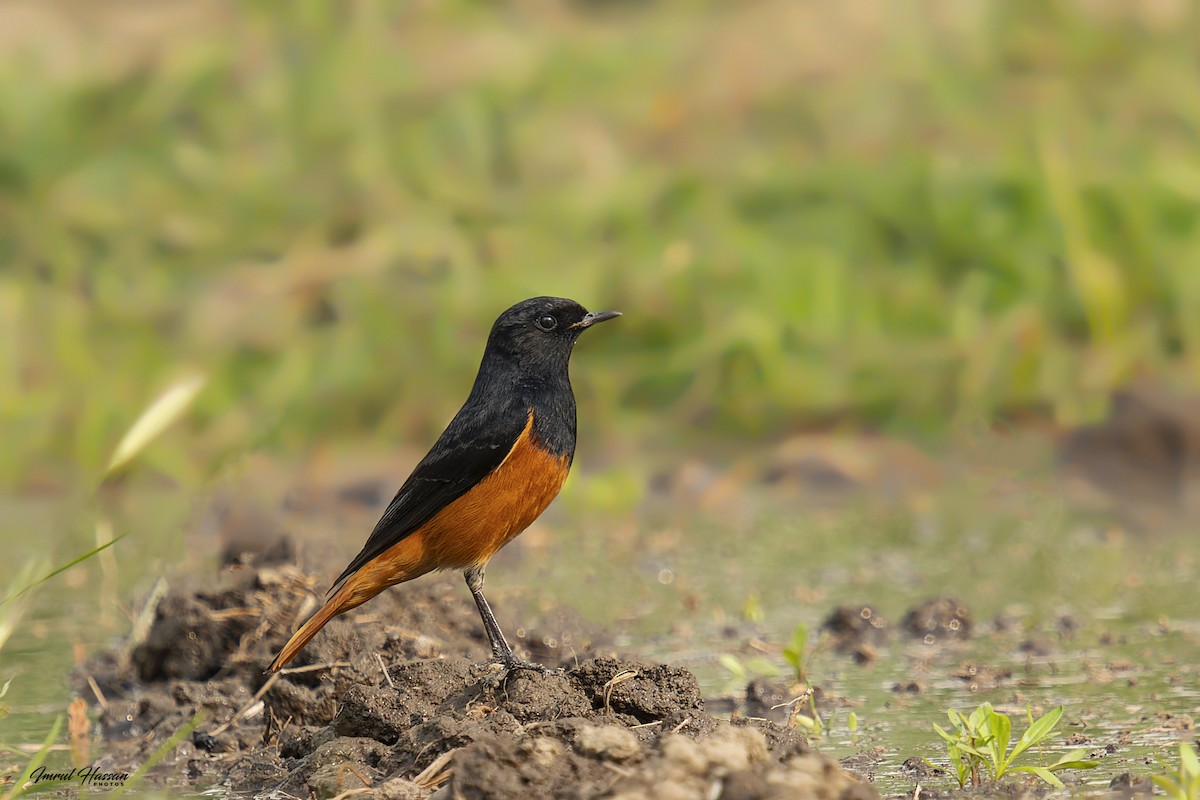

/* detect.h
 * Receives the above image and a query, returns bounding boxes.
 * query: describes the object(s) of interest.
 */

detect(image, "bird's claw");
[482,653,559,678]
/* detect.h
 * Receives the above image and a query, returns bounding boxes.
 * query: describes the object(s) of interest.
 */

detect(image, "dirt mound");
[79,565,877,799]
[901,597,972,643]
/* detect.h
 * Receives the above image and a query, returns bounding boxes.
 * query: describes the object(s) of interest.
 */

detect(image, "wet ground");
[3,398,1200,798]
[62,549,1199,798]
[77,562,868,799]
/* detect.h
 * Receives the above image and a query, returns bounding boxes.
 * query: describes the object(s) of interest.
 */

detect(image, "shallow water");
[1,437,1197,797]
[507,440,1199,796]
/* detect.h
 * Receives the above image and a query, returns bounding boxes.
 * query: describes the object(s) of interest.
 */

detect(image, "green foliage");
[1,2,1200,486]
[716,653,781,697]
[931,703,1099,789]
[1154,743,1200,800]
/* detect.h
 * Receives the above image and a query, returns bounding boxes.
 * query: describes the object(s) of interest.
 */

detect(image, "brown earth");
[79,558,878,800]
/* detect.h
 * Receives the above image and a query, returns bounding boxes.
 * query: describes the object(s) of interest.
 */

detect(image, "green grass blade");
[2,716,62,800]
[0,536,126,607]
[103,712,205,800]
[104,374,207,477]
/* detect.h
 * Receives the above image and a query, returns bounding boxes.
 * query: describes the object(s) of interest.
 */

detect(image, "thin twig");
[325,789,373,800]
[207,659,350,742]
[340,763,371,789]
[280,661,351,675]
[376,654,395,689]
[414,749,457,787]
[87,676,109,710]
[209,608,262,621]
[208,673,280,737]
[12,744,70,753]
[602,669,639,715]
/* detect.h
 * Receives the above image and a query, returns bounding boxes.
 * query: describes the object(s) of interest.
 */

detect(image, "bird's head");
[484,296,621,375]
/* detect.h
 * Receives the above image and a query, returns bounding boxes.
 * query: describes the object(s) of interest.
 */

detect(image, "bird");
[267,296,621,673]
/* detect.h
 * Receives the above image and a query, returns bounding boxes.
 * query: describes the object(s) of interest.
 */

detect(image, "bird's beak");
[573,310,622,329]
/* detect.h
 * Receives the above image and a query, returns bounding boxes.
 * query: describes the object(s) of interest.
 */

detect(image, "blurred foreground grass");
[3,0,1200,490]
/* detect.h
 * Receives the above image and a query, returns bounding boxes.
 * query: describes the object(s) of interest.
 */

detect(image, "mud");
[900,597,972,643]
[79,563,877,799]
[821,605,889,664]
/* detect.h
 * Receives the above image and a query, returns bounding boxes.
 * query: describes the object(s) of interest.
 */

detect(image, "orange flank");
[267,411,569,672]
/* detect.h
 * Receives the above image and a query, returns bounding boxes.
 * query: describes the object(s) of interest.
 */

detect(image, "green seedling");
[717,653,834,741]
[931,703,1098,788]
[1153,743,1200,800]
[781,623,810,684]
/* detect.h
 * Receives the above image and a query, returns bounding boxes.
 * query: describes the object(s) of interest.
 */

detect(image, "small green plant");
[781,623,810,684]
[1153,743,1200,800]
[931,703,1098,789]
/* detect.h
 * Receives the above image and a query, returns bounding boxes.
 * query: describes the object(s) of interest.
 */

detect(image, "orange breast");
[422,410,570,568]
[345,411,571,598]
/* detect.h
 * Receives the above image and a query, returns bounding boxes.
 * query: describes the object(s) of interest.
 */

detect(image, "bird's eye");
[535,314,558,331]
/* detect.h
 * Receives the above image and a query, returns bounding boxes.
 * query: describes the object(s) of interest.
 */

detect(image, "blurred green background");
[3,0,1200,490]
[4,4,1200,788]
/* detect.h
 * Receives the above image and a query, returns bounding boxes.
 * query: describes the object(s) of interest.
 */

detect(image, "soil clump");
[79,562,877,800]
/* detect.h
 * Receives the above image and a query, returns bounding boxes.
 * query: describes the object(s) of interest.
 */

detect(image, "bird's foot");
[481,652,559,679]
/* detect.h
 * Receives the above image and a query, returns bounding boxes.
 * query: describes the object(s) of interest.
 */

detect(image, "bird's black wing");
[327,403,529,596]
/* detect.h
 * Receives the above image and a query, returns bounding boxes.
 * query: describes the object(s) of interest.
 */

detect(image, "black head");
[483,296,621,376]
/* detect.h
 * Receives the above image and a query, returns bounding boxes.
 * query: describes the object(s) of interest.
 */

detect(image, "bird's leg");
[464,565,512,661]
[463,566,552,674]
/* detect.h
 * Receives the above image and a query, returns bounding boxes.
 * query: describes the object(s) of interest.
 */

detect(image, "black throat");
[467,346,578,462]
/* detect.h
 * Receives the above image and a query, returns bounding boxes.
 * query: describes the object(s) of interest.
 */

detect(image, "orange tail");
[268,583,371,673]
[268,534,433,672]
